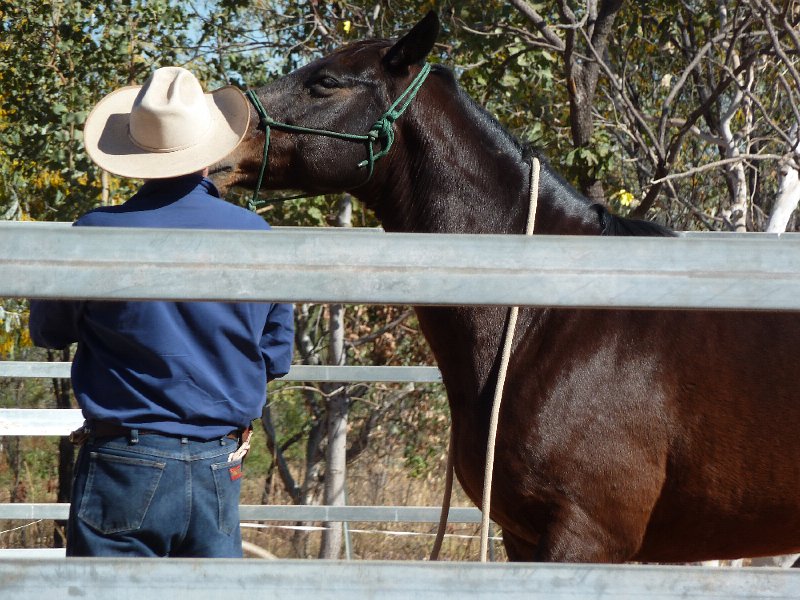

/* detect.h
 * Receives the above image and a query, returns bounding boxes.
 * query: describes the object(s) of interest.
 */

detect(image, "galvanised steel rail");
[0,503,481,523]
[0,364,442,436]
[3,222,800,592]
[0,362,442,382]
[2,559,799,600]
[4,221,800,310]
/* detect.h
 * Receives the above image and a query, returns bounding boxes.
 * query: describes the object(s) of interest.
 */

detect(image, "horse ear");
[383,11,439,72]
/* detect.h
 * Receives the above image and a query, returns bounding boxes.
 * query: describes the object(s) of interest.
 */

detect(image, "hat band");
[126,119,213,154]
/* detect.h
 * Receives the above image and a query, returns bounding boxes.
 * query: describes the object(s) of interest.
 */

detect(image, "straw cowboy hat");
[83,66,250,179]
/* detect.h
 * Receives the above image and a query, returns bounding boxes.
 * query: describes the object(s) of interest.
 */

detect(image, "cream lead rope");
[429,156,541,562]
[479,155,540,561]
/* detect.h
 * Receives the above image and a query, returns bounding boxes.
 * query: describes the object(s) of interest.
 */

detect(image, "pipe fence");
[1,222,799,598]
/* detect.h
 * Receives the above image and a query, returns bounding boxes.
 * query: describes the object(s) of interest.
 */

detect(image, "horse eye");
[307,75,341,98]
[318,76,340,89]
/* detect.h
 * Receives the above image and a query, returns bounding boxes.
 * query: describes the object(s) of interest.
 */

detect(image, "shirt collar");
[198,177,222,198]
[133,174,222,202]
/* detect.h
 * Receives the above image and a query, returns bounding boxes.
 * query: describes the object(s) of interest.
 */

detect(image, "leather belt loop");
[68,424,91,446]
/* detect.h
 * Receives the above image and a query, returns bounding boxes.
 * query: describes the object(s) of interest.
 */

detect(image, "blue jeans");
[67,431,243,557]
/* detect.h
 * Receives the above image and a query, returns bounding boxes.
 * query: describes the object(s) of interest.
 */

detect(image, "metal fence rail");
[0,409,83,436]
[0,503,480,523]
[2,559,798,600]
[5,221,800,309]
[0,362,442,383]
[0,363,442,436]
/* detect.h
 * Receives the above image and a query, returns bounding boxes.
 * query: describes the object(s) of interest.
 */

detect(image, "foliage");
[0,1,195,220]
[602,0,800,229]
[0,300,32,359]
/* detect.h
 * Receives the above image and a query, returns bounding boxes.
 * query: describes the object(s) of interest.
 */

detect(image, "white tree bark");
[766,125,800,233]
[101,170,110,206]
[716,0,753,233]
[767,162,800,232]
[319,194,352,559]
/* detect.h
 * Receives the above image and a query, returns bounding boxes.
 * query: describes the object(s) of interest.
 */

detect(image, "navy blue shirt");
[29,175,294,439]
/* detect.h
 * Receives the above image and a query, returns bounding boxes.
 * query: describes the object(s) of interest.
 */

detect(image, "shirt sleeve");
[28,299,83,350]
[261,302,295,381]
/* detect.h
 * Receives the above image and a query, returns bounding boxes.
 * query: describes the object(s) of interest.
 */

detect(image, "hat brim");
[83,85,251,179]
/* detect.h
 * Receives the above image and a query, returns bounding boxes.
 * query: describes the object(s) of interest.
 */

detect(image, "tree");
[595,0,800,231]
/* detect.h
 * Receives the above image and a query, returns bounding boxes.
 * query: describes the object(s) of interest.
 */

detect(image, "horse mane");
[591,203,675,237]
[429,64,675,239]
[431,64,528,157]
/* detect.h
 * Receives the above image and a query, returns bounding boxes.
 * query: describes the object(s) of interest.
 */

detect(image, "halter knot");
[367,116,397,162]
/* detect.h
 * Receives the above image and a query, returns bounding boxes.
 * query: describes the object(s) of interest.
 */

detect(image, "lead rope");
[429,156,541,562]
[429,427,454,560]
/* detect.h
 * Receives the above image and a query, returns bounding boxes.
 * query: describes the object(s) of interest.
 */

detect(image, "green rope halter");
[244,62,432,211]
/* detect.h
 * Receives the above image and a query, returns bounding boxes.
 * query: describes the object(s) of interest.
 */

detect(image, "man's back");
[30,174,294,439]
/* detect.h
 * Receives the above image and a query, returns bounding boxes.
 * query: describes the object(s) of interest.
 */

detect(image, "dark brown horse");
[212,13,800,563]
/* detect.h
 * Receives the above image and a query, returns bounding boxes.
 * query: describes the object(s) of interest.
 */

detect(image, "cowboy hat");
[83,66,250,179]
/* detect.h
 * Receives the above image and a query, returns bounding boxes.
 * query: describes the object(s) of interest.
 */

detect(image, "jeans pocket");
[77,451,166,535]
[211,459,243,536]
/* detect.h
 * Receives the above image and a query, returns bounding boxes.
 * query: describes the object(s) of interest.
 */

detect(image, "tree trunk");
[767,161,800,232]
[318,195,352,559]
[560,0,624,204]
[101,170,110,206]
[716,0,754,233]
[51,348,73,548]
[766,125,800,233]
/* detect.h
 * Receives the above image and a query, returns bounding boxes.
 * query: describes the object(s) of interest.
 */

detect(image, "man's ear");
[383,11,439,73]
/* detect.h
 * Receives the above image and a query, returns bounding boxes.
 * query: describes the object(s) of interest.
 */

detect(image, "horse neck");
[355,85,602,237]
[352,86,604,409]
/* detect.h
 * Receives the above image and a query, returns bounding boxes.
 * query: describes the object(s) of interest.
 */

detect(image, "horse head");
[210,12,440,200]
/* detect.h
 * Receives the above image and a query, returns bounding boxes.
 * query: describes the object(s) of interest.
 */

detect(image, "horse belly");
[636,502,800,563]
[633,312,800,562]
[635,427,800,562]
[442,309,800,563]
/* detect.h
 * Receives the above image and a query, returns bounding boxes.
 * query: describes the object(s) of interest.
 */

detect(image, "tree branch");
[346,309,413,349]
[650,153,784,185]
[508,0,566,51]
[261,400,302,505]
[345,386,413,464]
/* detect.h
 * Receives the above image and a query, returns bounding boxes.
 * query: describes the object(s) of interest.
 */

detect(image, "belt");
[87,421,241,441]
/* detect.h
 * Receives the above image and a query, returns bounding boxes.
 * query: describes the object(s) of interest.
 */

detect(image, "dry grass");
[0,431,506,561]
[238,447,505,561]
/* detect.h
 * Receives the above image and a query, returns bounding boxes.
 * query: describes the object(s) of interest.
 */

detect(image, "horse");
[210,12,800,563]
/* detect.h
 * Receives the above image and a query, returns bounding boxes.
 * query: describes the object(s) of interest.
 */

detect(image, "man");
[29,66,294,558]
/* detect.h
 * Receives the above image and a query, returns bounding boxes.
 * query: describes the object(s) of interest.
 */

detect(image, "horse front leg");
[532,501,648,563]
[501,529,538,561]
